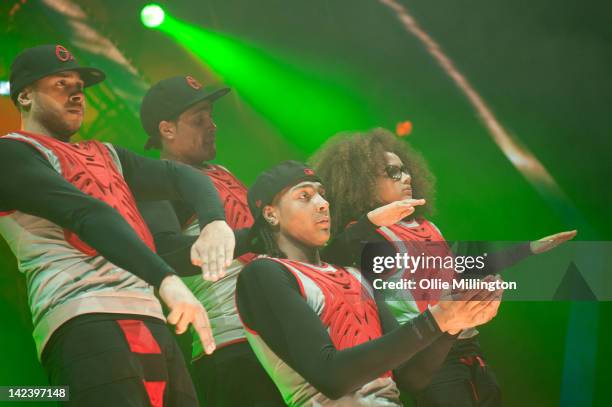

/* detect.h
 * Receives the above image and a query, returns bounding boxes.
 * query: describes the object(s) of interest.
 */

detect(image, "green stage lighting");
[141,4,165,28]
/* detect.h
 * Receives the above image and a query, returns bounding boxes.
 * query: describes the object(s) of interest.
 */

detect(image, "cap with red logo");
[9,44,106,104]
[140,75,230,149]
[247,161,322,233]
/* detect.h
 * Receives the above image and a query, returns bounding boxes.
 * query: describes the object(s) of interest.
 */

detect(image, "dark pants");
[42,313,198,407]
[414,337,501,407]
[192,341,285,407]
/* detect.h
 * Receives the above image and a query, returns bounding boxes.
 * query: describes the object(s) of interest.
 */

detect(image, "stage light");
[0,81,9,96]
[141,4,165,28]
[395,120,413,137]
[152,13,372,150]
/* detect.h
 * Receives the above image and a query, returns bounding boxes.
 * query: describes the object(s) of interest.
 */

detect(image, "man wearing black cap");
[137,75,284,406]
[235,161,504,406]
[0,44,236,405]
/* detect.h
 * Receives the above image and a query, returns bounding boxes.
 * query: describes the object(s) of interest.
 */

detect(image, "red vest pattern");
[3,132,155,256]
[271,258,391,378]
[185,164,255,263]
[376,219,454,312]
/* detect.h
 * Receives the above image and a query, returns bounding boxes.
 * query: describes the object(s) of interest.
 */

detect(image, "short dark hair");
[257,223,286,258]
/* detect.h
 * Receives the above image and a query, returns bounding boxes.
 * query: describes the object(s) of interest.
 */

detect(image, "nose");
[401,171,411,184]
[69,91,84,105]
[314,194,329,212]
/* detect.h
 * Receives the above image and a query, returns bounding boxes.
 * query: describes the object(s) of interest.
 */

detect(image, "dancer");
[311,128,576,406]
[137,75,283,406]
[0,45,235,406]
[235,160,503,406]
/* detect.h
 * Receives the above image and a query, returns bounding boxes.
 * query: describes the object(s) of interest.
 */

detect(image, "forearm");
[116,147,226,227]
[237,261,443,399]
[308,310,444,398]
[74,203,175,287]
[323,214,390,268]
[152,228,255,277]
[0,141,174,287]
[459,242,532,278]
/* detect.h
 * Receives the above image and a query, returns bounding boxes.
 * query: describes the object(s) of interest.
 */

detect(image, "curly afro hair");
[309,128,436,234]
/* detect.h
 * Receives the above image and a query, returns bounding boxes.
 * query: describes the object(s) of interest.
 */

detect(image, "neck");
[21,118,69,142]
[160,150,204,167]
[276,233,322,264]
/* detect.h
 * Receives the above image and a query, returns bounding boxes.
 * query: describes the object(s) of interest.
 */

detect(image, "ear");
[262,205,279,226]
[158,120,176,142]
[16,87,33,110]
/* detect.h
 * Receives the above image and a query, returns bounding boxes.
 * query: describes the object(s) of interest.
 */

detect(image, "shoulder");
[0,136,55,167]
[0,135,41,152]
[242,257,287,274]
[240,257,299,288]
[211,164,231,173]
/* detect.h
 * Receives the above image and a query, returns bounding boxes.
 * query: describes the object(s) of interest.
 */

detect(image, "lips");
[202,134,216,144]
[66,107,83,116]
[316,216,330,227]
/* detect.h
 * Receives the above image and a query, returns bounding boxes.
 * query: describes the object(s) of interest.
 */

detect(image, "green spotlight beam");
[152,14,373,151]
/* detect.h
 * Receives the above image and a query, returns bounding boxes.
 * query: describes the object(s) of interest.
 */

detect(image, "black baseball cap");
[248,161,322,235]
[140,75,230,149]
[10,44,105,104]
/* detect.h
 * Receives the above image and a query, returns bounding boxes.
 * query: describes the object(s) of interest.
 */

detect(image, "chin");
[202,150,216,162]
[57,127,78,141]
[315,231,330,246]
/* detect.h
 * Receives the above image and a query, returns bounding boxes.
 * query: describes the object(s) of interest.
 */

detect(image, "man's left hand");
[191,220,235,281]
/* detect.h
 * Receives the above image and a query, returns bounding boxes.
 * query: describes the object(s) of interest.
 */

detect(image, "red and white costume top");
[0,132,164,358]
[181,164,257,359]
[375,218,476,339]
[242,258,401,406]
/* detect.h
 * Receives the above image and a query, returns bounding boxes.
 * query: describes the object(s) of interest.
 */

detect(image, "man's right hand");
[158,274,216,354]
[430,275,503,334]
[367,199,426,227]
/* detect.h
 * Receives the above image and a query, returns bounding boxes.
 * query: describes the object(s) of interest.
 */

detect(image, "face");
[161,99,216,165]
[265,181,331,248]
[375,151,412,205]
[20,71,85,140]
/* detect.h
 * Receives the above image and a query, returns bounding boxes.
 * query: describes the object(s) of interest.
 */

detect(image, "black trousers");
[192,341,285,407]
[42,313,198,407]
[414,337,501,407]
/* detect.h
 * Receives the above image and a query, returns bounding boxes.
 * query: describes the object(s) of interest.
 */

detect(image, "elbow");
[68,199,117,232]
[309,376,353,400]
[396,370,435,393]
[315,384,346,401]
[404,376,433,393]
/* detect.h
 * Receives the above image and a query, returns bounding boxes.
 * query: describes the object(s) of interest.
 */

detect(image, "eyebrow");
[188,102,212,113]
[290,182,323,192]
[54,72,85,84]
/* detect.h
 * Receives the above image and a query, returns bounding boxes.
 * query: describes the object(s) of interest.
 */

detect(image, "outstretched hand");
[367,199,426,227]
[530,230,577,254]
